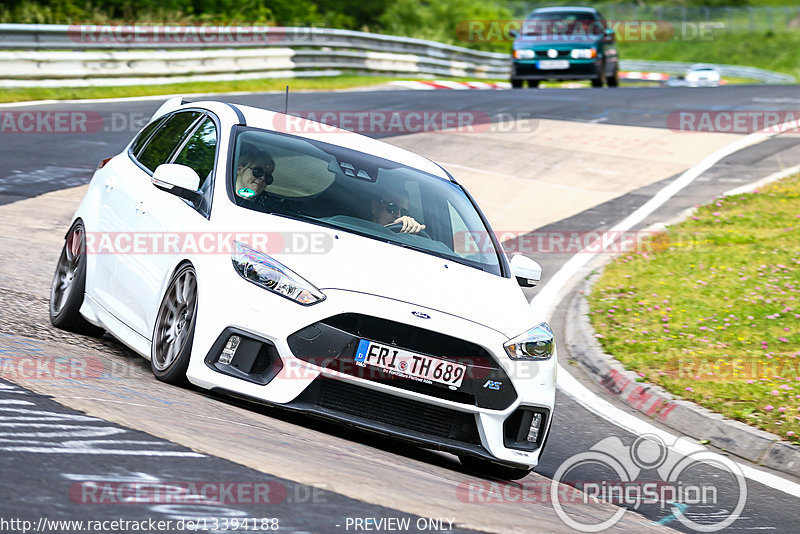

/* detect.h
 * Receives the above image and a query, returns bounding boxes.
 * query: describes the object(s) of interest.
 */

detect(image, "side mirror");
[604,27,615,41]
[510,255,542,287]
[509,28,519,38]
[152,164,202,204]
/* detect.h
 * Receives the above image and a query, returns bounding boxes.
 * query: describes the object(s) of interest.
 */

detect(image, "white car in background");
[49,98,556,480]
[685,64,722,87]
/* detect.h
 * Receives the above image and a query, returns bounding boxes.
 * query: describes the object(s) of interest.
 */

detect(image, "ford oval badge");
[411,311,431,319]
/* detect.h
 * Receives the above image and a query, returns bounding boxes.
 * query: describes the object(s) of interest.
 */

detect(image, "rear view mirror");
[510,255,542,287]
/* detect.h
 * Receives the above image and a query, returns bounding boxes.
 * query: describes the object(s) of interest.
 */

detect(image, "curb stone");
[564,270,800,478]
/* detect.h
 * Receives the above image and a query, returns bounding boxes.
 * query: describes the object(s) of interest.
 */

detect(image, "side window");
[172,117,217,187]
[129,117,167,158]
[137,112,202,173]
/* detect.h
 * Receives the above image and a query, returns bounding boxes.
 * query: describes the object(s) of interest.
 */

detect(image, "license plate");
[537,60,569,70]
[354,339,466,388]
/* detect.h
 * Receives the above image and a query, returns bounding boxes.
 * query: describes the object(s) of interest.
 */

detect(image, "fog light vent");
[219,335,241,365]
[526,413,543,443]
[503,407,549,451]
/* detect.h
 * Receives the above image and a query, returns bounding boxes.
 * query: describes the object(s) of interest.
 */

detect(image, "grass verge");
[588,174,800,444]
[618,30,800,79]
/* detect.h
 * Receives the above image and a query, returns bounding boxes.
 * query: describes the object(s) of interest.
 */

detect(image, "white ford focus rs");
[50,98,556,480]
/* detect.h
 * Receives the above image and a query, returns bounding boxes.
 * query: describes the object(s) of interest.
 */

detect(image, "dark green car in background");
[511,6,619,88]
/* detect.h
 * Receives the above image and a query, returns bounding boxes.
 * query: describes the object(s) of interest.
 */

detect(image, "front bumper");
[512,59,601,80]
[186,283,556,468]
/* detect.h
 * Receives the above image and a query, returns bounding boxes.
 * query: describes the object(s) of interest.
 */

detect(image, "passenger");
[371,186,426,234]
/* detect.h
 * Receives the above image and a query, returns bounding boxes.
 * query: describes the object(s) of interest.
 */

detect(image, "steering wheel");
[385,222,431,239]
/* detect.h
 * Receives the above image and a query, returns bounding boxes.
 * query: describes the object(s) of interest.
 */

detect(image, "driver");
[234,144,275,203]
[370,186,426,235]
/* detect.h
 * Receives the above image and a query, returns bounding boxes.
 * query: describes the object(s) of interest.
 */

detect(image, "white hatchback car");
[685,64,721,87]
[50,98,556,480]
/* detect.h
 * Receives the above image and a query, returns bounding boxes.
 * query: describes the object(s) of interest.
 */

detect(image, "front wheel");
[511,78,523,89]
[527,80,540,88]
[151,264,198,385]
[607,70,619,87]
[459,455,533,481]
[49,221,105,336]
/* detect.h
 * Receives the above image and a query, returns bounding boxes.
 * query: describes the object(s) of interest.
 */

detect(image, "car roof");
[530,7,599,14]
[216,102,453,181]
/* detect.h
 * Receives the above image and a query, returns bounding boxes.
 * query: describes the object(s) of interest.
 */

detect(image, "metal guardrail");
[0,23,793,87]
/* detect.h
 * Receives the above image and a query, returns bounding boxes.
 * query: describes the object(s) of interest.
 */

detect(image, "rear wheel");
[151,264,198,385]
[459,455,533,481]
[49,221,105,336]
[527,80,540,88]
[511,78,523,89]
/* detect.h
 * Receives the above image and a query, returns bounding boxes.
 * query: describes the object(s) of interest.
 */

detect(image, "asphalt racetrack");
[1,84,800,533]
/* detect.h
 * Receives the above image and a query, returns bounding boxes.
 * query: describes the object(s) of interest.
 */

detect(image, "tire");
[607,70,619,87]
[459,455,533,481]
[592,61,607,87]
[49,221,105,336]
[526,80,540,88]
[511,78,523,89]
[151,264,198,385]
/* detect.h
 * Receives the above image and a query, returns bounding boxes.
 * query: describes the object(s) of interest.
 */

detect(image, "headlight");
[504,322,554,360]
[232,241,325,305]
[513,49,535,59]
[570,48,597,59]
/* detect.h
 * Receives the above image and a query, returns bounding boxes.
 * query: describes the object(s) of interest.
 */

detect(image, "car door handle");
[136,201,148,215]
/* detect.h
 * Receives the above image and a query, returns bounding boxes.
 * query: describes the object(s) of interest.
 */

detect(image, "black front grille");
[312,378,482,445]
[321,313,493,363]
[288,313,518,410]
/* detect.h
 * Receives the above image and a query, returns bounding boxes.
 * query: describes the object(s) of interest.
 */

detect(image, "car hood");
[230,213,539,338]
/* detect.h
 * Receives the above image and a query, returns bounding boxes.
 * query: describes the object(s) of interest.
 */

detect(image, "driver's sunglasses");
[250,165,272,179]
[381,200,409,218]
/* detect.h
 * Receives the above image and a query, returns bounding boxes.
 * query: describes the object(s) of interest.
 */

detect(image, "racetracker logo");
[457,19,721,43]
[668,110,800,134]
[458,230,704,255]
[0,112,154,134]
[70,481,287,504]
[550,434,747,532]
[82,232,333,255]
[0,111,104,134]
[0,357,103,380]
[67,24,311,44]
[273,111,537,135]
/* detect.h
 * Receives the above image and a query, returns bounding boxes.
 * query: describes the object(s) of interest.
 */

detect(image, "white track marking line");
[723,163,800,196]
[530,120,800,496]
[558,369,800,496]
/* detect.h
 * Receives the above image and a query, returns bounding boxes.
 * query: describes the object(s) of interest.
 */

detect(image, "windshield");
[523,11,600,36]
[228,127,503,276]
